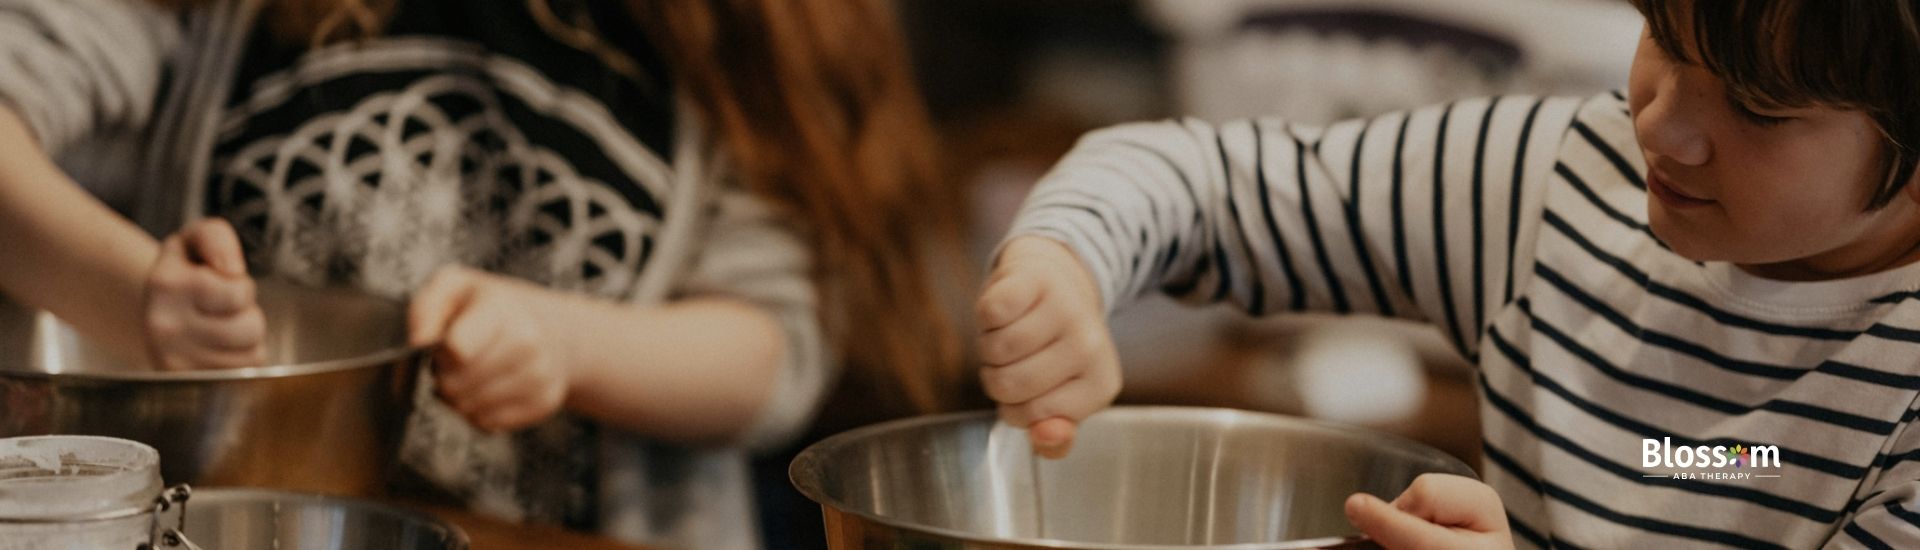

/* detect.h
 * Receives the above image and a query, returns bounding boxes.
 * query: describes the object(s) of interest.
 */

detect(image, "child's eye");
[1728,94,1794,127]
[1735,104,1792,127]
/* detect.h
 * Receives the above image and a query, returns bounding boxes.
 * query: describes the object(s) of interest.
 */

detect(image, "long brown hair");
[630,0,967,415]
[1632,0,1920,210]
[153,0,969,416]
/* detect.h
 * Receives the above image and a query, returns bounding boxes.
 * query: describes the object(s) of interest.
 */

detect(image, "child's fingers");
[149,235,194,299]
[194,347,268,369]
[154,232,190,272]
[977,307,1061,367]
[433,313,524,402]
[154,345,266,370]
[997,373,1118,430]
[182,218,247,276]
[443,366,537,417]
[1393,474,1508,533]
[182,307,267,351]
[471,383,566,433]
[444,300,506,367]
[980,339,1083,405]
[1028,417,1076,459]
[1345,492,1456,550]
[408,267,477,347]
[188,269,255,315]
[975,271,1043,331]
[433,352,489,399]
[430,347,479,398]
[440,334,542,414]
[1004,367,1121,459]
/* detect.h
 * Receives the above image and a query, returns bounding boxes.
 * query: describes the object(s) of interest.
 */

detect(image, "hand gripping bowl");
[790,406,1477,549]
[0,281,426,497]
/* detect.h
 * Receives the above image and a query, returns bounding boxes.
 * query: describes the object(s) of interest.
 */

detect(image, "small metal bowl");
[0,281,427,496]
[175,488,468,549]
[790,406,1476,549]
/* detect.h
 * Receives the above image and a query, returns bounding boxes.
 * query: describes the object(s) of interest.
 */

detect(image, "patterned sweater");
[0,1,831,548]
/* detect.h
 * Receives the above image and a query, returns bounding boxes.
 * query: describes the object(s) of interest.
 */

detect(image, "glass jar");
[0,435,163,550]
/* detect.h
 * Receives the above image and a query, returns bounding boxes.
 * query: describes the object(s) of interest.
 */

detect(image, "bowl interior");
[175,488,466,549]
[0,280,409,376]
[791,407,1475,548]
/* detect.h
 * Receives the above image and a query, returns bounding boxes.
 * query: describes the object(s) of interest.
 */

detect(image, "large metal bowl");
[790,406,1477,549]
[0,281,425,497]
[173,488,468,549]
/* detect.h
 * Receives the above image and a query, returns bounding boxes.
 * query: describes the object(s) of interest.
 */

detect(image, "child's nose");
[1633,76,1712,166]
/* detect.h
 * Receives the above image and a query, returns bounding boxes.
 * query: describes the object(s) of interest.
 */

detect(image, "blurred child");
[0,0,961,548]
[977,1,1920,547]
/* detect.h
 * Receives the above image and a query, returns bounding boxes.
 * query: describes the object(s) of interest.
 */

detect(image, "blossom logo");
[1726,445,1753,468]
[1641,437,1781,480]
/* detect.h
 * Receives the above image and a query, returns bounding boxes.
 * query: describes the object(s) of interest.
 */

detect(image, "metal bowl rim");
[184,487,471,546]
[0,498,158,524]
[0,345,429,382]
[787,405,1475,550]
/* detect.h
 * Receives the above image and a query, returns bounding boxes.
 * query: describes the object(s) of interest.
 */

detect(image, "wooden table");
[398,501,659,550]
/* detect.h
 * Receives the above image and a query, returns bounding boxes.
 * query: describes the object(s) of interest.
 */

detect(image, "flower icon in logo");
[1727,445,1748,468]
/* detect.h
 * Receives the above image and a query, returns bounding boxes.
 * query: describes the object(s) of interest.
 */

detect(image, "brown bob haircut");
[1630,0,1920,209]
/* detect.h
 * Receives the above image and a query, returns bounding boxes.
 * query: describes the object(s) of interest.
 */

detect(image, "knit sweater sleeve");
[0,0,179,155]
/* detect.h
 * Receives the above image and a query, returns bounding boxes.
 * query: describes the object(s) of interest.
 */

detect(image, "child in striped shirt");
[975,1,1920,548]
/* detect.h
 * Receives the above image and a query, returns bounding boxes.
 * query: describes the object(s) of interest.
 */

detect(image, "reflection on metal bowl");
[0,281,425,497]
[174,488,468,549]
[790,406,1476,549]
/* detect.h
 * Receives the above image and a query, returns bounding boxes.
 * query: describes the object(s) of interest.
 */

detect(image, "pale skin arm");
[0,104,157,361]
[408,266,787,445]
[137,179,790,442]
[0,104,265,369]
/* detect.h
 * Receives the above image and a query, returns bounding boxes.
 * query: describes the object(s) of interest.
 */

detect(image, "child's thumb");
[1345,492,1453,549]
[184,218,247,277]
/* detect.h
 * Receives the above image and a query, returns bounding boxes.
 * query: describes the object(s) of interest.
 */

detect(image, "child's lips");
[1649,174,1715,209]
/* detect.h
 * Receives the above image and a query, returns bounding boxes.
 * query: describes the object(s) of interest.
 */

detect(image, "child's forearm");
[0,104,158,361]
[555,295,788,446]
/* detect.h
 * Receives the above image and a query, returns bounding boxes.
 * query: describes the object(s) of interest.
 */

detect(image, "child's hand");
[143,218,266,370]
[974,235,1121,459]
[409,266,572,433]
[1344,474,1513,550]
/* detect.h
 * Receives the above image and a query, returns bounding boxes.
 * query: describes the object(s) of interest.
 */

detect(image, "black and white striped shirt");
[1009,92,1920,549]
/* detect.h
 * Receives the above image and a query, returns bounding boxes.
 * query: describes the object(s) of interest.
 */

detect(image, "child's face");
[1626,26,1920,278]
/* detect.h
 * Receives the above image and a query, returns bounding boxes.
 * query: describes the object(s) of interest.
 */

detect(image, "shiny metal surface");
[171,488,467,549]
[0,281,425,497]
[791,406,1476,549]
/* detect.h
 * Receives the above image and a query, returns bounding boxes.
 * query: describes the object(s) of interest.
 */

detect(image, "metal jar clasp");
[137,484,200,550]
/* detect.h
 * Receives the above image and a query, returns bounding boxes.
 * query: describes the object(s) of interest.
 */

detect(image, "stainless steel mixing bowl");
[790,406,1477,549]
[0,281,425,497]
[171,488,468,549]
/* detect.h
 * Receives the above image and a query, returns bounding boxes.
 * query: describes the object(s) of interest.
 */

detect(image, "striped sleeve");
[1006,96,1581,355]
[0,0,178,154]
[1833,485,1920,549]
[1830,405,1920,549]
